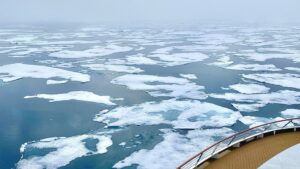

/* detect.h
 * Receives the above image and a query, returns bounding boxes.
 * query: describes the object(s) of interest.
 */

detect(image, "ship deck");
[197,132,300,169]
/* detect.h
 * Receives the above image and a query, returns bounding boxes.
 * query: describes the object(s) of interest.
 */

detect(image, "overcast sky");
[0,0,300,24]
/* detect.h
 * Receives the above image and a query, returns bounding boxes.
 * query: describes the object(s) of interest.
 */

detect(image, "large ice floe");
[229,83,270,94]
[114,128,234,169]
[225,64,281,71]
[82,64,143,73]
[211,90,300,112]
[208,56,280,71]
[148,53,208,66]
[17,133,112,169]
[235,53,300,63]
[0,63,90,82]
[243,73,300,90]
[280,109,300,118]
[94,99,242,129]
[24,91,117,105]
[111,74,207,99]
[49,44,132,58]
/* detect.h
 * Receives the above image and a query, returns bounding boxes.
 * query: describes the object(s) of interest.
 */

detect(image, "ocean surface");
[0,24,300,169]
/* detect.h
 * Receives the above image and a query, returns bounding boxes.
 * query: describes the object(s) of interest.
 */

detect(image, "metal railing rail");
[177,118,300,169]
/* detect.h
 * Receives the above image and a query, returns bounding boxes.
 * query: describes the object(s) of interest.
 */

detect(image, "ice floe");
[179,74,197,80]
[94,99,241,129]
[114,128,234,169]
[46,80,68,85]
[17,134,112,169]
[149,53,208,66]
[285,67,300,73]
[236,53,300,63]
[24,91,117,105]
[229,83,270,94]
[82,64,143,73]
[226,64,281,71]
[0,63,90,83]
[210,90,300,107]
[232,103,265,112]
[243,73,300,90]
[280,109,300,118]
[111,74,206,99]
[49,44,132,58]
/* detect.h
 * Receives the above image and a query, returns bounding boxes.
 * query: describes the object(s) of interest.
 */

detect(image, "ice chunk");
[49,44,132,58]
[95,99,241,129]
[82,64,143,73]
[179,74,197,80]
[46,80,68,85]
[17,134,112,169]
[114,128,234,169]
[229,83,270,94]
[0,63,90,82]
[111,74,206,99]
[280,109,300,118]
[243,73,300,90]
[24,91,117,105]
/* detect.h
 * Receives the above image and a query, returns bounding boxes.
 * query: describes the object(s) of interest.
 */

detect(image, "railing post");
[228,135,236,145]
[211,143,220,155]
[195,153,203,167]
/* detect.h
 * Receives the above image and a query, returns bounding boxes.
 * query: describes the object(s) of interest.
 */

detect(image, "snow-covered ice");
[0,63,90,82]
[243,73,300,90]
[24,91,117,105]
[111,74,207,99]
[94,99,242,129]
[17,134,112,169]
[229,83,270,94]
[114,128,234,169]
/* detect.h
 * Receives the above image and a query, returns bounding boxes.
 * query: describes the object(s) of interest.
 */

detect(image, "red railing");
[177,118,300,169]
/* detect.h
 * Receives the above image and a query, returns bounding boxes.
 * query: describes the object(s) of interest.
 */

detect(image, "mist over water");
[0,0,300,24]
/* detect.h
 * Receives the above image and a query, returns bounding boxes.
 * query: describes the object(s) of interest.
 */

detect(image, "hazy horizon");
[0,0,300,25]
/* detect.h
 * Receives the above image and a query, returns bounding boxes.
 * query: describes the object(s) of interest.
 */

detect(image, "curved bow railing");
[177,118,300,169]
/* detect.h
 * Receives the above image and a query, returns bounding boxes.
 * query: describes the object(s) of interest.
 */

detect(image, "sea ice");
[24,91,117,105]
[243,73,300,90]
[114,128,234,169]
[179,74,197,80]
[229,83,270,94]
[82,64,143,73]
[94,99,241,129]
[49,44,132,58]
[111,74,207,99]
[280,109,300,118]
[0,63,90,82]
[17,134,112,169]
